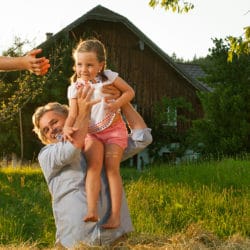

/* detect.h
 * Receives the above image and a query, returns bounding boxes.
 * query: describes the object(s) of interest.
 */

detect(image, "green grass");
[122,158,250,238]
[0,167,55,247]
[0,158,249,248]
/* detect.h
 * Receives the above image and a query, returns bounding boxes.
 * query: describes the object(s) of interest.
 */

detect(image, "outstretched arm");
[70,85,100,149]
[0,48,50,75]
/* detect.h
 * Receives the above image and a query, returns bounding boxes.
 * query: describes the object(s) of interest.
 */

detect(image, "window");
[163,106,177,127]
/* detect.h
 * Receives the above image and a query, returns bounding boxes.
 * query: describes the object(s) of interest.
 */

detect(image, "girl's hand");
[63,126,78,142]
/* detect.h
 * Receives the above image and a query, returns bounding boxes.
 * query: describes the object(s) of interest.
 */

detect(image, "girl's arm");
[63,98,78,141]
[108,76,135,112]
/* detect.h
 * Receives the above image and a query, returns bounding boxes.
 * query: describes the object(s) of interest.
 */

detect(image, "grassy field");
[0,158,249,249]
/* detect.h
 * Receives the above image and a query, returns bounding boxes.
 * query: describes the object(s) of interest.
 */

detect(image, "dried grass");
[1,225,249,250]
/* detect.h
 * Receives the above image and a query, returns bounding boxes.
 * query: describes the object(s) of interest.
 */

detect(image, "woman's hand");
[69,84,101,148]
[0,48,50,75]
[102,84,121,102]
[77,84,100,115]
[25,49,50,75]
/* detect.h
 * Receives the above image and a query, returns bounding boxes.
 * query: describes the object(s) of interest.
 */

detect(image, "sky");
[0,0,249,60]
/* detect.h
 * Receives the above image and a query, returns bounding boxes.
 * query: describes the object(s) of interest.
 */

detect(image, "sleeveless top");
[67,70,119,134]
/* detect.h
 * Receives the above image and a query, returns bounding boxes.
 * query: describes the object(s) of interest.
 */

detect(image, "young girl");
[64,39,135,229]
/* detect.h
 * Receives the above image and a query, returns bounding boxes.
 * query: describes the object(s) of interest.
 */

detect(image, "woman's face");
[39,111,66,144]
[75,52,104,83]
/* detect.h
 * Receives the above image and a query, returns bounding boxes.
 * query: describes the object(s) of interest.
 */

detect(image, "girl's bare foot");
[102,214,120,229]
[83,212,99,222]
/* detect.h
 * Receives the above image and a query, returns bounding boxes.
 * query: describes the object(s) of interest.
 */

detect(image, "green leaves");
[0,38,50,122]
[148,0,194,13]
[189,38,250,156]
[227,26,250,62]
[0,73,47,122]
[149,96,193,161]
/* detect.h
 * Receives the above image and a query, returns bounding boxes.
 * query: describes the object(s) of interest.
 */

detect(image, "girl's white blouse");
[67,70,119,133]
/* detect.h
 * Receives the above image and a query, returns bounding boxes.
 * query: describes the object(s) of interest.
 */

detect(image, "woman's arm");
[121,103,152,161]
[0,49,50,75]
[70,85,100,148]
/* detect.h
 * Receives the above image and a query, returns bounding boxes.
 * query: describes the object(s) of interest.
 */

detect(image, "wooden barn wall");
[68,20,203,131]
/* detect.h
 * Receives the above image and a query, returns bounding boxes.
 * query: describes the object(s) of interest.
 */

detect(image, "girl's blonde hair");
[71,39,108,83]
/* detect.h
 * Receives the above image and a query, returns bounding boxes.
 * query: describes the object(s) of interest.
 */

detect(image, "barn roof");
[177,63,212,91]
[42,5,210,92]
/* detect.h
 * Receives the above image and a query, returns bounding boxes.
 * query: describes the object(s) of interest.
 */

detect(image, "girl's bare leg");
[84,139,104,222]
[121,103,147,130]
[102,144,124,229]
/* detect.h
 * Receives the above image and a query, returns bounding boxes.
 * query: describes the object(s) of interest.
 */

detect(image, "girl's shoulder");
[67,82,78,99]
[104,69,119,83]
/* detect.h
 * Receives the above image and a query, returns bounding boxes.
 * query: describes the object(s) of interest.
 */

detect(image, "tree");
[171,52,185,62]
[0,37,73,160]
[188,38,250,157]
[148,0,194,13]
[0,38,49,161]
[228,26,250,62]
[148,96,193,162]
[148,1,249,62]
[0,37,48,122]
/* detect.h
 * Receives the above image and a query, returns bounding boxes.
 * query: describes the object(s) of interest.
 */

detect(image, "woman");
[32,84,152,248]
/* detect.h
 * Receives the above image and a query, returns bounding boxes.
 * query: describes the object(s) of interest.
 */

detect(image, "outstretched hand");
[26,49,50,76]
[77,83,101,114]
[62,84,101,143]
[65,84,101,148]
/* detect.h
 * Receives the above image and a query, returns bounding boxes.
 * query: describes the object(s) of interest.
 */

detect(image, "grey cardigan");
[38,128,152,248]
